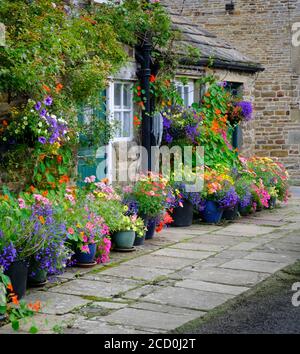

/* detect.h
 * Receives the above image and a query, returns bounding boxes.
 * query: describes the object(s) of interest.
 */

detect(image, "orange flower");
[101,178,109,184]
[204,92,211,97]
[56,155,63,163]
[42,84,51,93]
[211,119,220,133]
[3,194,9,201]
[134,116,141,127]
[38,216,45,225]
[55,83,63,93]
[137,86,141,91]
[150,75,156,83]
[215,109,222,115]
[2,120,8,126]
[7,283,13,292]
[28,301,41,312]
[59,175,70,184]
[42,190,48,197]
[11,295,19,305]
[206,104,211,109]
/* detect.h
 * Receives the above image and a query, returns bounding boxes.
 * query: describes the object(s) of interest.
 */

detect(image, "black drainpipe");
[137,38,152,172]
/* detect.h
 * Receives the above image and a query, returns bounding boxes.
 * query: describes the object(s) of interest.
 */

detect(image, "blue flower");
[34,101,42,111]
[44,96,53,106]
[38,136,47,144]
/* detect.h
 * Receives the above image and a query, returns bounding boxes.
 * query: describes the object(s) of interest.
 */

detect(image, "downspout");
[140,39,152,172]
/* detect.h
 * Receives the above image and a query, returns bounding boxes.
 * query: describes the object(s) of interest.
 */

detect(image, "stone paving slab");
[48,279,141,298]
[190,235,244,245]
[104,307,205,331]
[129,302,203,317]
[23,291,91,315]
[151,248,215,260]
[177,267,269,286]
[244,251,299,263]
[0,314,76,334]
[71,317,152,334]
[170,242,227,252]
[174,279,249,295]
[95,264,174,281]
[214,224,276,237]
[143,286,235,310]
[229,241,268,251]
[124,254,198,270]
[220,259,289,273]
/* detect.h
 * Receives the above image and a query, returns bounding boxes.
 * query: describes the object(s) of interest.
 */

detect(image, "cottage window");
[175,80,194,107]
[112,82,133,140]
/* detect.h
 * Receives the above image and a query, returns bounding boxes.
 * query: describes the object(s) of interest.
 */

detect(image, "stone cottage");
[161,0,300,184]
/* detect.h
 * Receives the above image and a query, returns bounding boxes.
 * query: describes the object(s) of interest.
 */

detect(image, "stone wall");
[162,0,300,183]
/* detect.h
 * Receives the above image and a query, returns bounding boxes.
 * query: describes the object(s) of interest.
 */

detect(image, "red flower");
[150,75,156,83]
[55,83,63,93]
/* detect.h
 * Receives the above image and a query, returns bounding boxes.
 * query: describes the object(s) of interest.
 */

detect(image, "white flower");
[38,122,43,127]
[51,114,57,119]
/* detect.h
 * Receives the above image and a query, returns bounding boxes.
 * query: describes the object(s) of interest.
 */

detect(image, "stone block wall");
[162,0,300,183]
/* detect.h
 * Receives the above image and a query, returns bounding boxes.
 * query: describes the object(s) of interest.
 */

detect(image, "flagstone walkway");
[1,190,300,334]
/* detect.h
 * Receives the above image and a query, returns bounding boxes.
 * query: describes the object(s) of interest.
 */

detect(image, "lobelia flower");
[40,109,47,117]
[236,101,253,121]
[219,187,239,209]
[34,101,42,111]
[38,136,47,144]
[44,96,53,106]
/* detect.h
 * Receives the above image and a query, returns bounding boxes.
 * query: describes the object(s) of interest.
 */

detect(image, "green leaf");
[11,320,20,331]
[29,326,38,334]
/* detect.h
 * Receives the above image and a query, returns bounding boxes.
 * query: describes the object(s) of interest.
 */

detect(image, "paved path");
[1,191,300,334]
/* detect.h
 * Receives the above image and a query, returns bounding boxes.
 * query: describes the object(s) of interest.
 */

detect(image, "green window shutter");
[77,89,108,185]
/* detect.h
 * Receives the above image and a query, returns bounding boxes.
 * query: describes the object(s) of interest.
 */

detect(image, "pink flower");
[123,185,133,193]
[101,254,109,263]
[18,198,26,209]
[81,245,90,253]
[85,222,94,232]
[83,235,88,243]
[68,227,74,235]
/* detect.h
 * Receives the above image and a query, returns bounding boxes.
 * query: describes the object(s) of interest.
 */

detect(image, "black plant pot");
[145,219,156,240]
[222,205,239,221]
[172,200,193,227]
[5,260,28,299]
[134,233,145,246]
[268,197,277,209]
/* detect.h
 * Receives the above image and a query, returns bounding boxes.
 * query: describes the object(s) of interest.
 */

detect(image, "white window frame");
[107,80,134,142]
[175,80,194,107]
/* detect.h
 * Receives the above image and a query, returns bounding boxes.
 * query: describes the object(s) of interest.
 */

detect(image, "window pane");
[123,84,131,109]
[114,83,122,107]
[114,111,122,137]
[184,86,189,107]
[123,112,131,137]
[177,86,183,97]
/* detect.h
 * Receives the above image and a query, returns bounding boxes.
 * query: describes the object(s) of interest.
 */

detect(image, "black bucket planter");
[5,260,28,299]
[172,200,193,227]
[28,268,47,287]
[145,219,156,240]
[134,233,145,246]
[222,205,239,221]
[268,197,277,209]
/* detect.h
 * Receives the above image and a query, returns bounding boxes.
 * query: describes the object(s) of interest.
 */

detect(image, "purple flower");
[236,101,253,121]
[165,132,173,144]
[38,136,47,144]
[44,96,53,106]
[163,116,172,129]
[0,242,17,270]
[217,81,227,88]
[40,108,47,117]
[34,101,42,111]
[240,191,252,208]
[219,187,239,209]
